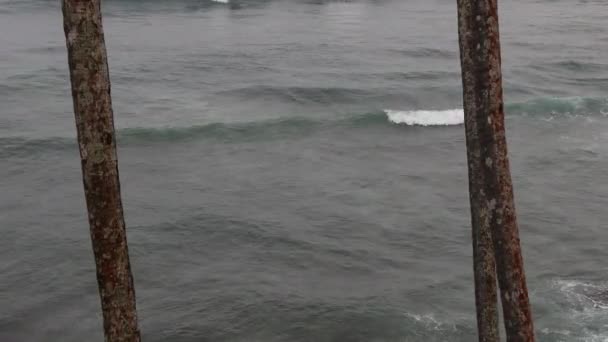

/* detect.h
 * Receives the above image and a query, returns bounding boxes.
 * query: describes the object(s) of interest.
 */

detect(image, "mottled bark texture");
[62,1,141,341]
[456,0,534,341]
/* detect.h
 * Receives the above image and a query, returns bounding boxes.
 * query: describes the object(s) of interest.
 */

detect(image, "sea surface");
[1,0,608,341]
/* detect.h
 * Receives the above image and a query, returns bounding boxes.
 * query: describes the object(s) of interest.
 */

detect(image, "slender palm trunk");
[456,0,534,341]
[62,1,141,341]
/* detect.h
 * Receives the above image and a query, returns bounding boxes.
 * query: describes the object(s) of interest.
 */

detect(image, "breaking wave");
[385,109,463,126]
[537,279,608,342]
[2,96,606,158]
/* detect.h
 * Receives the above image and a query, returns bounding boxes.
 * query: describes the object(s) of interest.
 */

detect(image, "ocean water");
[1,0,608,341]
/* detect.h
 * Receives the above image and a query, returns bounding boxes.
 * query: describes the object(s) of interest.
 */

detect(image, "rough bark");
[62,1,141,341]
[456,0,535,341]
[471,191,500,341]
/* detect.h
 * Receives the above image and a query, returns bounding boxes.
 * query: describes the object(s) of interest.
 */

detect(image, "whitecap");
[384,109,464,126]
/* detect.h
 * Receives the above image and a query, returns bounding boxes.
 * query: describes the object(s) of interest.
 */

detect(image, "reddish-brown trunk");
[62,1,141,341]
[456,0,535,341]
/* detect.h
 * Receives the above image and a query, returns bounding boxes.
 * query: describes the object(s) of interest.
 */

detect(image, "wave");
[385,109,463,126]
[0,111,425,158]
[537,279,608,342]
[0,136,77,159]
[0,117,323,158]
[555,279,608,310]
[507,96,607,116]
[217,85,373,104]
[0,108,463,158]
[219,84,606,116]
[387,96,607,126]
[2,96,606,158]
[389,47,458,59]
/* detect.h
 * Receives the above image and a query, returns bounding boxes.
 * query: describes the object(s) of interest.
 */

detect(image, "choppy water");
[1,0,608,341]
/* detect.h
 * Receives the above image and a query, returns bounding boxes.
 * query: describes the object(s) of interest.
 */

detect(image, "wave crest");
[2,96,606,158]
[384,96,607,126]
[384,109,464,126]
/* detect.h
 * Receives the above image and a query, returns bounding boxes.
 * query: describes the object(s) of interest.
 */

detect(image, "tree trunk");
[471,195,500,341]
[62,1,141,341]
[456,0,535,341]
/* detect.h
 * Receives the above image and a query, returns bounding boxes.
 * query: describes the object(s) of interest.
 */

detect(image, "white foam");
[583,331,608,342]
[212,0,229,3]
[404,312,456,332]
[555,279,608,310]
[384,109,464,126]
[549,279,608,341]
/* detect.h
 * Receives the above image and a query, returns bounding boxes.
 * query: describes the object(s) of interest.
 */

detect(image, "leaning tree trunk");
[457,1,500,339]
[62,1,141,341]
[456,0,535,341]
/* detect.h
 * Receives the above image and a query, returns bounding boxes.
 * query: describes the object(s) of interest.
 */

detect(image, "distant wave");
[0,117,326,158]
[387,96,607,126]
[507,96,607,116]
[389,47,458,59]
[2,96,606,158]
[211,0,229,3]
[218,84,606,114]
[217,85,373,104]
[0,136,77,159]
[0,110,461,158]
[385,109,463,126]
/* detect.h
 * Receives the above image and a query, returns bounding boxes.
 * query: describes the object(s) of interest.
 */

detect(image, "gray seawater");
[1,0,608,341]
